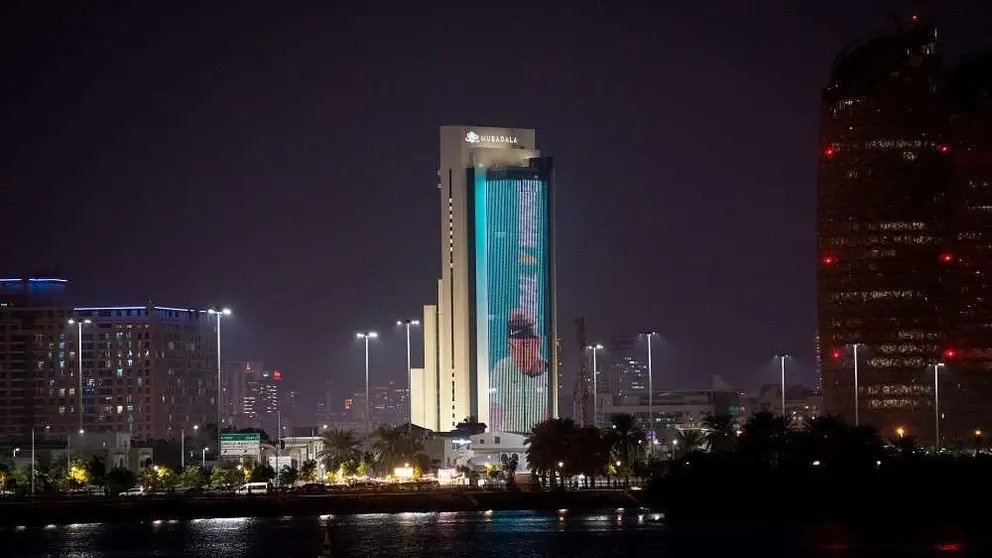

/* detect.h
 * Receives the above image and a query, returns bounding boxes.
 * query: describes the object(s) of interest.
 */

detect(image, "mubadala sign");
[465,131,518,145]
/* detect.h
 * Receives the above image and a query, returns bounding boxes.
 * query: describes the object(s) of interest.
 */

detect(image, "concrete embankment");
[0,490,646,527]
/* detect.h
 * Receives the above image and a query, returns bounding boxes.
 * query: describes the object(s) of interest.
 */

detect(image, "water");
[0,510,980,557]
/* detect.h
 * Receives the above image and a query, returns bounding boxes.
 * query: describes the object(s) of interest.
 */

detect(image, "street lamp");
[182,424,199,469]
[201,447,208,468]
[396,319,420,433]
[640,332,659,453]
[933,362,946,449]
[774,354,790,417]
[586,344,604,427]
[357,331,378,443]
[12,448,20,459]
[207,307,232,452]
[850,343,864,427]
[68,318,92,433]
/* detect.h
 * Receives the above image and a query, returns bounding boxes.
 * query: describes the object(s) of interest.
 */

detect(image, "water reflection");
[0,511,982,557]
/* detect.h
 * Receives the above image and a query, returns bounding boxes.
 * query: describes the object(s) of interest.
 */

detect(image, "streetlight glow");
[640,331,659,457]
[208,306,232,452]
[397,318,422,432]
[69,318,93,433]
[774,354,790,417]
[586,344,604,427]
[357,331,378,444]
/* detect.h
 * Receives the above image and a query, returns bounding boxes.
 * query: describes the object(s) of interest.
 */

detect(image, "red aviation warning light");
[273,370,283,380]
[940,253,954,263]
[937,144,950,153]
[824,146,836,158]
[822,254,837,266]
[831,349,842,360]
[942,348,958,360]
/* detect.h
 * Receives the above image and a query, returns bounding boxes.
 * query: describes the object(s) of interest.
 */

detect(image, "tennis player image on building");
[490,309,549,432]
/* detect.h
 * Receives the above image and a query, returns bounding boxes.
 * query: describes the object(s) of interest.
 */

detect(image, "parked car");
[119,487,145,497]
[235,482,270,495]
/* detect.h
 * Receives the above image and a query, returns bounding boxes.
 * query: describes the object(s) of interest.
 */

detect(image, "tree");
[299,459,318,483]
[500,453,520,488]
[278,465,299,486]
[356,460,371,477]
[138,467,158,489]
[67,459,90,488]
[572,427,609,487]
[703,414,738,453]
[317,428,363,473]
[179,466,207,490]
[525,417,579,488]
[250,463,276,483]
[673,429,707,459]
[86,456,107,487]
[210,464,238,487]
[372,425,424,474]
[607,413,646,469]
[738,411,790,466]
[106,466,136,495]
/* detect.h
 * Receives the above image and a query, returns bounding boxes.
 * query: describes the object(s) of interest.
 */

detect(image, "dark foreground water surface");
[0,509,981,557]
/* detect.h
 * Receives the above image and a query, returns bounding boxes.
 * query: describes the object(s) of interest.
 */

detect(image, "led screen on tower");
[474,161,552,433]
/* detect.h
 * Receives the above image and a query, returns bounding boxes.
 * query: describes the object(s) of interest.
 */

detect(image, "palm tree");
[317,428,362,473]
[500,453,519,487]
[372,425,423,473]
[525,417,578,488]
[607,413,645,468]
[702,414,738,453]
[571,426,609,488]
[738,411,790,466]
[673,429,707,459]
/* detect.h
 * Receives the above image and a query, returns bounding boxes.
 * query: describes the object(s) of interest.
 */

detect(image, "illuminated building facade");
[69,305,217,441]
[818,17,992,443]
[222,360,262,427]
[606,335,649,397]
[0,277,216,442]
[411,125,558,433]
[0,277,72,441]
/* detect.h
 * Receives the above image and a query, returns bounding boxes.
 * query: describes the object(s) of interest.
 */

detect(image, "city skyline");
[4,3,991,415]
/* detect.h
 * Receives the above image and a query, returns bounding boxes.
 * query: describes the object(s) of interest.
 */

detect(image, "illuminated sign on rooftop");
[465,131,518,145]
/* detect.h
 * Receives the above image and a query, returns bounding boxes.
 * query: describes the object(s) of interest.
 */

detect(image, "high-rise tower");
[818,17,992,443]
[412,126,557,433]
[817,20,949,439]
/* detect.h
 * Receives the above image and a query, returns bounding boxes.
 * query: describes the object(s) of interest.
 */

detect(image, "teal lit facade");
[472,158,554,433]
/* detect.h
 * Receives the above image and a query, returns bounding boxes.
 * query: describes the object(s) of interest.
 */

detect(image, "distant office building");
[818,17,992,443]
[601,389,747,434]
[313,380,335,426]
[280,388,301,431]
[606,335,649,397]
[0,277,217,442]
[411,125,558,434]
[371,383,409,426]
[0,277,73,441]
[752,385,821,427]
[222,360,262,427]
[244,369,280,433]
[68,304,217,440]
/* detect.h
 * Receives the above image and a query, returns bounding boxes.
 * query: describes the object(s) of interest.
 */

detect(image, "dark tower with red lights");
[945,52,992,437]
[817,17,951,442]
[819,16,992,445]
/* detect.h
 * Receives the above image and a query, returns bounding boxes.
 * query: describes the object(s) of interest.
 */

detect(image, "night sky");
[3,1,990,416]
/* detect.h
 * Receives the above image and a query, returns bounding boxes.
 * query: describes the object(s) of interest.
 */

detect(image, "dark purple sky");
[3,1,989,414]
